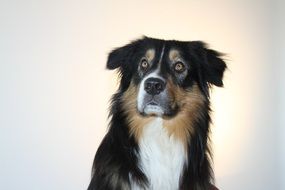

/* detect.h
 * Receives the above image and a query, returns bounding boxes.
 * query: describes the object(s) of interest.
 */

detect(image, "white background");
[0,0,284,189]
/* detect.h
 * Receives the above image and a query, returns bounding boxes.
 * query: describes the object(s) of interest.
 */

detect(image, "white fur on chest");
[134,118,187,190]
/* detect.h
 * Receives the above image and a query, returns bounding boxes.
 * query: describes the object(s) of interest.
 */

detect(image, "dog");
[87,36,226,190]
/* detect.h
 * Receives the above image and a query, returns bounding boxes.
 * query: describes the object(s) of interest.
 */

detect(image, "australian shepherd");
[87,37,226,190]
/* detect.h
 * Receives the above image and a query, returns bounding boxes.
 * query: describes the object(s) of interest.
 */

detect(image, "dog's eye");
[140,59,149,70]
[174,62,185,72]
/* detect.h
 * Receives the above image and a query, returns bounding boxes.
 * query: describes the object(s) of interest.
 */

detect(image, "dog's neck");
[131,117,187,190]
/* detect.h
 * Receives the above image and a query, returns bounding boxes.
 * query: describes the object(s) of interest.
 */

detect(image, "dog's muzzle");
[137,76,175,117]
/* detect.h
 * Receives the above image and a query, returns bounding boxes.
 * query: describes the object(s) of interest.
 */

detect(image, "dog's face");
[136,47,191,117]
[107,37,226,119]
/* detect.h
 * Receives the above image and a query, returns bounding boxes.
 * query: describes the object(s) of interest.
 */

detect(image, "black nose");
[144,77,165,95]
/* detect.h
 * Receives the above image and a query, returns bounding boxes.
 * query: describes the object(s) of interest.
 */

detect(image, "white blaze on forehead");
[158,44,165,63]
[156,44,165,72]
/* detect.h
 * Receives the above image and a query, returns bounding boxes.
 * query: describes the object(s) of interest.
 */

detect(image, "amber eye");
[140,59,149,70]
[174,61,185,72]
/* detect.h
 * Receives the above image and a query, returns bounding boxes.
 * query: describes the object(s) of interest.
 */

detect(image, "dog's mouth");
[139,97,178,118]
[143,101,164,116]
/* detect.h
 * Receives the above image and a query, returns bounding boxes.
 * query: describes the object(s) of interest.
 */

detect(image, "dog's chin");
[139,103,178,118]
[143,105,164,117]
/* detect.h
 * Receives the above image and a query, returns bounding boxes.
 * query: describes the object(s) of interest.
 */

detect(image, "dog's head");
[108,36,226,114]
[107,37,226,140]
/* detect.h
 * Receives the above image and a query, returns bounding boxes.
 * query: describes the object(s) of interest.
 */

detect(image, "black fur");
[88,37,226,190]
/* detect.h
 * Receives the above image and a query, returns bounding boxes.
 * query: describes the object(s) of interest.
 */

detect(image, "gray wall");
[274,0,285,189]
[0,0,283,189]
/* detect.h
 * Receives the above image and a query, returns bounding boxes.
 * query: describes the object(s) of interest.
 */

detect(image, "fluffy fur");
[87,37,226,190]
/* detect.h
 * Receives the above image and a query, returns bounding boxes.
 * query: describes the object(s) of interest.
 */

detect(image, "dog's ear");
[189,41,227,87]
[106,39,142,70]
[204,48,226,87]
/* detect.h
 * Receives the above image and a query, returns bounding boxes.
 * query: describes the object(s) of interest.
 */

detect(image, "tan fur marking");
[121,83,154,141]
[145,49,155,62]
[169,49,181,61]
[163,81,206,148]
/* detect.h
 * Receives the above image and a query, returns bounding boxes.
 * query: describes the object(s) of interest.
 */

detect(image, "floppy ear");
[190,41,227,87]
[106,39,142,70]
[203,48,226,87]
